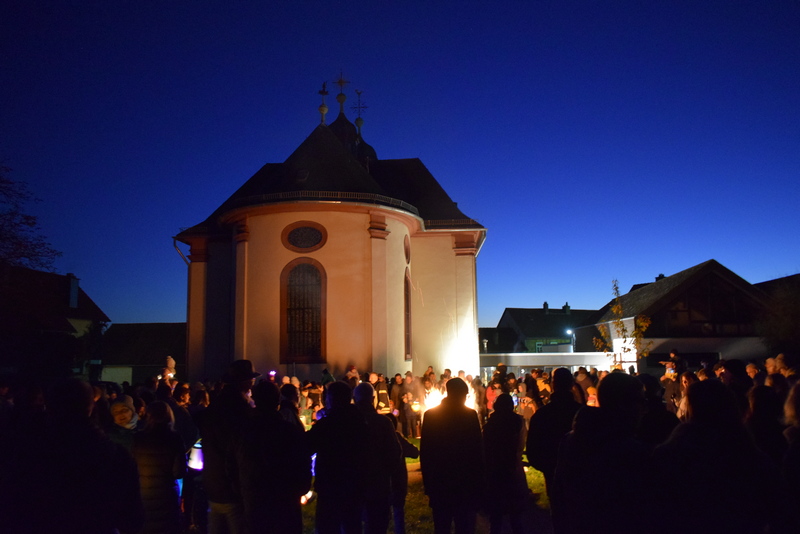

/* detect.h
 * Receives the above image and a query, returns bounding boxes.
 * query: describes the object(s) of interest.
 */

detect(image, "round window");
[282,222,327,252]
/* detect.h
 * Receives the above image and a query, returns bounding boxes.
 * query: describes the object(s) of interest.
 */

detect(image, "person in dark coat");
[483,393,528,534]
[636,373,679,450]
[552,372,649,534]
[236,380,311,534]
[651,378,792,534]
[385,413,419,534]
[196,360,259,534]
[526,367,581,502]
[132,400,187,534]
[353,382,403,534]
[306,380,370,534]
[0,377,144,534]
[156,382,199,453]
[420,377,484,534]
[744,385,788,466]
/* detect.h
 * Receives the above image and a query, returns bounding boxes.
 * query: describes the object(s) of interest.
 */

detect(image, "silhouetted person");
[278,382,305,431]
[0,377,144,534]
[526,367,581,502]
[197,360,259,534]
[636,373,679,450]
[552,372,648,534]
[652,378,791,534]
[483,393,528,534]
[385,413,419,534]
[354,382,403,534]
[420,377,484,534]
[744,385,788,466]
[306,380,369,534]
[132,400,187,534]
[156,381,198,453]
[783,382,800,526]
[237,380,311,534]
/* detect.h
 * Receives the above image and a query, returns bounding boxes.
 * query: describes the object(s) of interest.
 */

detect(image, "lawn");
[301,444,552,534]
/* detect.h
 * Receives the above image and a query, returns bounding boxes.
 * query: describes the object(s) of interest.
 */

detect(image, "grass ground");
[301,440,553,534]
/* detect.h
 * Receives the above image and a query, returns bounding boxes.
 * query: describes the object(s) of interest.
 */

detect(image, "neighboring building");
[0,265,109,376]
[489,303,598,353]
[175,84,485,382]
[98,323,187,385]
[485,260,787,373]
[575,259,771,372]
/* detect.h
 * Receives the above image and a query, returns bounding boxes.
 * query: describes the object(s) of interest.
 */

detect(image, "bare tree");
[0,165,61,270]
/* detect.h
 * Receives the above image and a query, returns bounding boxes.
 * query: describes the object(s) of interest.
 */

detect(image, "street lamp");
[566,329,575,352]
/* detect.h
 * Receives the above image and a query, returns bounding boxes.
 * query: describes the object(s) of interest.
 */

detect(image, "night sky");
[2,1,799,328]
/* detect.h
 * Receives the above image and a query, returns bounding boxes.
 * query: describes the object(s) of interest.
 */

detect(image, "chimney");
[543,301,549,314]
[656,273,665,282]
[563,302,570,314]
[67,273,79,308]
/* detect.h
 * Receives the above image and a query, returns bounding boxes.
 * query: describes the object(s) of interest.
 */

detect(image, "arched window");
[280,258,326,364]
[405,269,412,361]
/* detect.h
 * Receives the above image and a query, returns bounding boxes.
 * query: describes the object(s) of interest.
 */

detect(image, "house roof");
[754,272,800,297]
[0,266,109,334]
[595,259,768,323]
[99,323,186,366]
[177,113,483,240]
[497,306,599,339]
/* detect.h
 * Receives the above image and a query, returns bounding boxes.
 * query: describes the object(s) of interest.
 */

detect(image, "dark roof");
[99,323,186,366]
[596,259,768,323]
[370,158,480,227]
[754,273,800,297]
[0,266,109,334]
[177,114,483,239]
[497,306,599,339]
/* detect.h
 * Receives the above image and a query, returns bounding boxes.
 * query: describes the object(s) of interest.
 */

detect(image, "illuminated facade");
[175,86,485,382]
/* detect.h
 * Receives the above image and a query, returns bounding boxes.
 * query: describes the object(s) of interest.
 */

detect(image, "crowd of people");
[0,351,799,534]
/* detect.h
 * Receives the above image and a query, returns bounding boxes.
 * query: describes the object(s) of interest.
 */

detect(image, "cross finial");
[352,89,368,118]
[334,71,350,93]
[318,82,329,125]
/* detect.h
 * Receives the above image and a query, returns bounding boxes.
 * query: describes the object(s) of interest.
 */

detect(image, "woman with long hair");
[675,371,698,421]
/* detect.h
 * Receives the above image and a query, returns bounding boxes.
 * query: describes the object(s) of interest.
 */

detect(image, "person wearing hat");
[197,360,260,534]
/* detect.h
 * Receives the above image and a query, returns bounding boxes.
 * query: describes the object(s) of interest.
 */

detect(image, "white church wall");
[409,232,480,377]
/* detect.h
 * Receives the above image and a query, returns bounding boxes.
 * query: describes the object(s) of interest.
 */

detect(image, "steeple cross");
[352,89,368,118]
[334,71,350,94]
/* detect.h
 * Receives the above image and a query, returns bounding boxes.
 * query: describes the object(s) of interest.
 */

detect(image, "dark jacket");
[306,403,370,501]
[553,406,649,534]
[357,404,403,500]
[237,408,311,534]
[0,414,144,534]
[132,426,187,534]
[196,386,252,503]
[420,397,484,507]
[652,421,791,534]
[483,409,528,512]
[525,390,581,483]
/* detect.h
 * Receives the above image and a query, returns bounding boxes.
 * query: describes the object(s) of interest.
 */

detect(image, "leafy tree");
[0,165,61,270]
[593,279,652,368]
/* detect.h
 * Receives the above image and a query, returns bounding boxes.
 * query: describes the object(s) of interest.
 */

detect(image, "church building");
[176,81,486,382]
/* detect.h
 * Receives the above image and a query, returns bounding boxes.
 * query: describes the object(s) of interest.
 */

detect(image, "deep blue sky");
[2,1,799,327]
